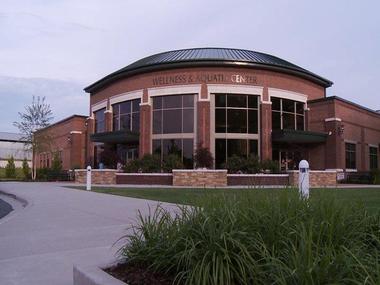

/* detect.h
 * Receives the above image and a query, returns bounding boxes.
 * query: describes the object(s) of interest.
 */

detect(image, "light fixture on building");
[338,125,345,136]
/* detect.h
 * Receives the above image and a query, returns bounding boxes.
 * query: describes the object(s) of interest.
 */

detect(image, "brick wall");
[116,173,172,185]
[288,170,337,187]
[227,174,289,186]
[75,169,118,184]
[173,169,227,187]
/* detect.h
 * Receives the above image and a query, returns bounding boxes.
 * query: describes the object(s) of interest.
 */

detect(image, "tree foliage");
[22,158,30,179]
[194,145,213,168]
[5,156,16,178]
[13,96,53,147]
[13,96,53,180]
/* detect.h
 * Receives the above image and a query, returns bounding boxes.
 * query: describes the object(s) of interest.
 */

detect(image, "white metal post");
[298,160,310,199]
[86,165,92,191]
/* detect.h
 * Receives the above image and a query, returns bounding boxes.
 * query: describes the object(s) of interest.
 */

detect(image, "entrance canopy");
[272,129,327,144]
[90,130,139,144]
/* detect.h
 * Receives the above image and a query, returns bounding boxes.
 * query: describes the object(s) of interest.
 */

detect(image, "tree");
[13,96,53,180]
[50,152,63,179]
[22,158,30,180]
[5,156,16,178]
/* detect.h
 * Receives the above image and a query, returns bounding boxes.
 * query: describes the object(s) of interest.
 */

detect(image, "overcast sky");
[1,0,379,132]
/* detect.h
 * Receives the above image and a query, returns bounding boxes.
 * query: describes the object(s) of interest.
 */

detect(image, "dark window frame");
[152,94,195,135]
[271,97,305,131]
[94,108,106,133]
[345,142,356,169]
[215,94,259,134]
[369,146,378,170]
[112,99,140,132]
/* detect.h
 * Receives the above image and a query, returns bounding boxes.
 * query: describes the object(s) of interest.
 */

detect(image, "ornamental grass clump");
[118,189,380,285]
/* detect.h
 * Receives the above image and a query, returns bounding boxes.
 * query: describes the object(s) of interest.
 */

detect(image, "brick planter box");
[288,170,337,187]
[173,169,227,187]
[227,174,289,186]
[116,173,173,185]
[74,169,118,184]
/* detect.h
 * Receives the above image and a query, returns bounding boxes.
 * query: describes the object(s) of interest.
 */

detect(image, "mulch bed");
[105,263,177,285]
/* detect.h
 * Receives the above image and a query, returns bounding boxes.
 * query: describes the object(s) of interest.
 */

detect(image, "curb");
[73,263,127,285]
[0,190,28,207]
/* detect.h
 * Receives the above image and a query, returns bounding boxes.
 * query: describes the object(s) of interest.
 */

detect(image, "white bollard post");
[298,160,310,199]
[86,165,92,191]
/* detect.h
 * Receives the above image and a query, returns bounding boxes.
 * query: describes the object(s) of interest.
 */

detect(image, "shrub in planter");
[162,154,183,172]
[194,145,213,168]
[5,156,16,178]
[224,155,247,173]
[124,154,161,173]
[246,155,260,173]
[124,159,140,173]
[260,159,280,173]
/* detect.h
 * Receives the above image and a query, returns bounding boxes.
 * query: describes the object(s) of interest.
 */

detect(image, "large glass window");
[214,94,259,168]
[370,146,378,170]
[94,108,106,133]
[215,94,258,134]
[271,97,304,130]
[153,138,194,168]
[112,99,140,132]
[153,95,194,134]
[215,139,258,168]
[345,143,356,169]
[152,94,195,168]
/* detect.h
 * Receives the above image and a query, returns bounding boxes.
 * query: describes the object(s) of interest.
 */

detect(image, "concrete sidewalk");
[0,182,168,285]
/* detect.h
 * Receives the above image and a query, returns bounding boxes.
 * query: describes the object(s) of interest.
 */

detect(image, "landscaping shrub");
[224,156,279,174]
[260,159,280,173]
[118,189,380,285]
[371,168,380,184]
[22,158,30,180]
[194,145,213,168]
[245,155,260,173]
[5,156,16,178]
[162,154,183,172]
[50,153,63,180]
[223,155,246,173]
[124,154,161,173]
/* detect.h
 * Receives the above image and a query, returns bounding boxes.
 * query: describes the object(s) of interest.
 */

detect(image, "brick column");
[324,119,343,169]
[86,117,95,167]
[105,110,113,132]
[260,87,272,161]
[139,89,151,157]
[197,83,210,149]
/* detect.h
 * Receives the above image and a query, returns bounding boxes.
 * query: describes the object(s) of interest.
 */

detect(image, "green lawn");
[70,186,380,213]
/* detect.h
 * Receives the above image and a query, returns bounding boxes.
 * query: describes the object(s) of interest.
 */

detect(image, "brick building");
[40,48,380,172]
[35,115,87,170]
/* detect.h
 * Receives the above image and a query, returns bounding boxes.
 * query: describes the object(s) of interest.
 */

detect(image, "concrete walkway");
[0,182,168,285]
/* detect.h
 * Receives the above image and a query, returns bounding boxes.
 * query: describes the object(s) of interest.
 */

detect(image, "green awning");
[272,129,327,144]
[90,130,139,144]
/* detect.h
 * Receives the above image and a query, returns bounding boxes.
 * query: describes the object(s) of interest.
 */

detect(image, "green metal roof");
[272,129,328,144]
[90,130,139,144]
[85,48,333,93]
